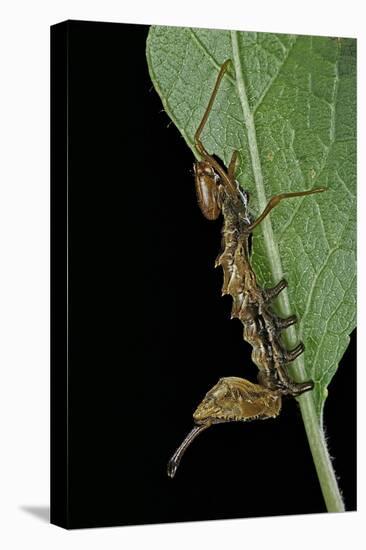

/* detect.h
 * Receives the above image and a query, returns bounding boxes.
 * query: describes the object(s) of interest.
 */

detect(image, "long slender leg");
[194,60,231,154]
[193,60,237,195]
[227,150,238,181]
[248,187,327,232]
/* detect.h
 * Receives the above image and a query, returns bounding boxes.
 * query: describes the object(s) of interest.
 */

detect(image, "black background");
[59,20,356,528]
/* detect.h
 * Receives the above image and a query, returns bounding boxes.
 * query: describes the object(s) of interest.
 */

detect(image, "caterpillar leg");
[265,278,287,300]
[258,369,314,397]
[193,60,237,196]
[288,379,314,396]
[275,314,298,329]
[285,342,305,362]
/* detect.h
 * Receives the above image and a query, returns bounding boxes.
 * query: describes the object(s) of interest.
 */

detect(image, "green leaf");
[146,27,356,424]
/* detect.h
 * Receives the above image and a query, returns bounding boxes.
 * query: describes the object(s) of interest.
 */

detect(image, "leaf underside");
[146,27,356,420]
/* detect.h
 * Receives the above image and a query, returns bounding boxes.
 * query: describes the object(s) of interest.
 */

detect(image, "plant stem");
[297,392,345,511]
[231,30,344,513]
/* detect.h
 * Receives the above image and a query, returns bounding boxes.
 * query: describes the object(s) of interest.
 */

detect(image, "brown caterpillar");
[167,60,326,478]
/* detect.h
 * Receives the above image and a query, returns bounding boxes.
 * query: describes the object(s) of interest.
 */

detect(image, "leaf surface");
[146,27,356,419]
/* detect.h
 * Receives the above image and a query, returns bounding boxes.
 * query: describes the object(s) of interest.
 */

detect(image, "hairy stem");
[231,30,344,513]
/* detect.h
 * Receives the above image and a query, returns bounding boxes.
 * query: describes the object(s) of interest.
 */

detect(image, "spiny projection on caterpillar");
[167,60,327,478]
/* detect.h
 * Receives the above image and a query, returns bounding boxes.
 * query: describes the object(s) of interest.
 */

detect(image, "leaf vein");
[299,247,340,339]
[253,35,297,114]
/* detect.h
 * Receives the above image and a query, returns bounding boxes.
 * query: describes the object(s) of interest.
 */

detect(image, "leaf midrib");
[230,30,309,386]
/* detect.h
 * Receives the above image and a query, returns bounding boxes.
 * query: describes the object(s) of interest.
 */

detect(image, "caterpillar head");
[167,377,281,478]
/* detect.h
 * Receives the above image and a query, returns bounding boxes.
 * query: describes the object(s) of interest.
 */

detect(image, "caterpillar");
[167,60,326,478]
